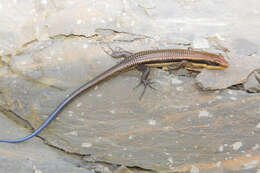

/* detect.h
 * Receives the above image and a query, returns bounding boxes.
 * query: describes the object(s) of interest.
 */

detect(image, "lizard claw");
[134,78,157,100]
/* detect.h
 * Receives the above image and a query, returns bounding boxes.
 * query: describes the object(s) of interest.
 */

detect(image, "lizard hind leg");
[134,65,157,100]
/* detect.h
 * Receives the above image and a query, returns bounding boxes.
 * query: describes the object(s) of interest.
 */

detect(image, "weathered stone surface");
[1,0,260,172]
[0,113,93,173]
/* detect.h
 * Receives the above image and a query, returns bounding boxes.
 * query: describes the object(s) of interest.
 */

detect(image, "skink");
[0,49,229,143]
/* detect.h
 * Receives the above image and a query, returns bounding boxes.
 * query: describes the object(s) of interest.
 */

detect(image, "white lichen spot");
[41,0,47,5]
[216,161,222,167]
[128,135,134,140]
[256,122,260,128]
[77,19,82,24]
[46,56,52,60]
[68,110,74,117]
[33,165,42,173]
[130,20,135,26]
[105,3,110,8]
[94,86,98,90]
[176,86,184,91]
[57,57,63,61]
[148,119,156,126]
[216,96,222,99]
[163,126,172,131]
[193,37,209,49]
[218,145,224,152]
[227,90,234,95]
[198,110,212,118]
[81,142,92,148]
[230,97,237,101]
[243,160,259,169]
[20,61,27,65]
[164,152,170,155]
[97,93,102,97]
[76,102,82,107]
[68,1,74,5]
[171,77,183,85]
[252,144,259,150]
[102,167,110,173]
[232,141,243,151]
[109,110,115,114]
[65,131,78,136]
[0,3,2,9]
[83,44,88,49]
[78,118,84,122]
[214,33,225,41]
[190,165,199,173]
[246,154,252,157]
[167,157,173,164]
[91,17,96,21]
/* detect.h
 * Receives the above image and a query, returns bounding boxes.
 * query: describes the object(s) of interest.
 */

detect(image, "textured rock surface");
[0,0,260,172]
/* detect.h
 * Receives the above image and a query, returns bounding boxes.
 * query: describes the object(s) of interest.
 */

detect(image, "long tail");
[0,61,134,143]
